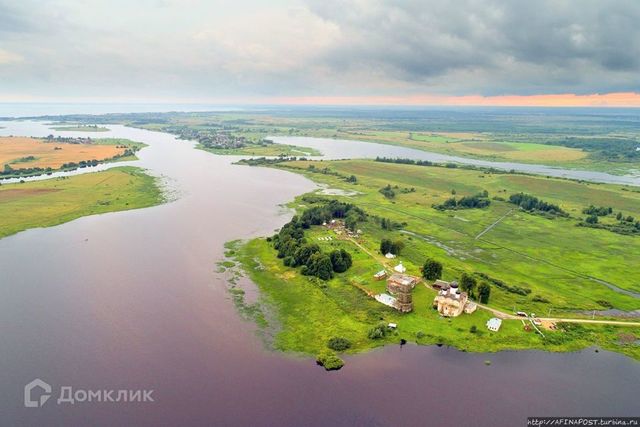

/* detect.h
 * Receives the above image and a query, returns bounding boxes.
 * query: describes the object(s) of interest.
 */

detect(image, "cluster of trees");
[433,191,491,210]
[299,199,366,232]
[508,193,567,217]
[579,213,640,236]
[236,156,298,166]
[547,137,640,162]
[270,201,360,280]
[380,238,405,255]
[582,205,613,216]
[459,273,491,303]
[375,157,434,167]
[377,217,402,230]
[475,272,531,296]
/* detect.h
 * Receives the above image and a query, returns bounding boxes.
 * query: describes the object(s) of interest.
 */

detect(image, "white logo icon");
[24,379,51,408]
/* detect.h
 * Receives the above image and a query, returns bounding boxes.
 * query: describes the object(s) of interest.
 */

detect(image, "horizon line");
[1,92,640,108]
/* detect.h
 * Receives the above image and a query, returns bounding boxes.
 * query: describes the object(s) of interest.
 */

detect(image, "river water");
[1,121,638,426]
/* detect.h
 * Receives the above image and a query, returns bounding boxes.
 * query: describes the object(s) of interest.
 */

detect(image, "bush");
[470,325,478,334]
[367,322,389,340]
[316,351,344,371]
[327,337,352,352]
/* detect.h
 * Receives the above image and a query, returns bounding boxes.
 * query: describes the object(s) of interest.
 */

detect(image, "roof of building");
[394,262,406,273]
[375,293,397,308]
[385,252,396,259]
[486,318,502,330]
[388,273,418,286]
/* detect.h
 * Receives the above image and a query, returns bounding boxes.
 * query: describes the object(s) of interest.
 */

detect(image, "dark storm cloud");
[306,0,640,94]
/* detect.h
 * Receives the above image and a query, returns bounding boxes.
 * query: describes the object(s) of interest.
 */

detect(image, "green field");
[227,159,640,363]
[0,166,164,239]
[196,142,321,157]
[50,125,109,132]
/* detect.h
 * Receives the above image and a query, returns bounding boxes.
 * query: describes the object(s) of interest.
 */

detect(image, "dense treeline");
[508,193,567,217]
[545,137,640,162]
[375,157,434,166]
[475,272,531,296]
[269,200,361,280]
[433,191,490,210]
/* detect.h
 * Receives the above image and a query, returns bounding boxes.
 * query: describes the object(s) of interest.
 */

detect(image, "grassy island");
[0,166,164,239]
[225,158,640,365]
[50,124,110,132]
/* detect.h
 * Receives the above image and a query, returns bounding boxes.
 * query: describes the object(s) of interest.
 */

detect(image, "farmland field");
[0,136,143,170]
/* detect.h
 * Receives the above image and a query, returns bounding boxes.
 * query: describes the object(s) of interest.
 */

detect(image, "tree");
[307,252,334,280]
[380,238,393,254]
[478,282,491,303]
[585,214,598,224]
[422,259,443,281]
[460,273,477,296]
[329,249,352,273]
[346,175,357,183]
[293,243,320,266]
[390,240,405,255]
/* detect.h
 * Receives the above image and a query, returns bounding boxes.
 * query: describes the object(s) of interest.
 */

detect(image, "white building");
[394,262,406,273]
[486,318,502,332]
[385,252,396,259]
[375,293,397,308]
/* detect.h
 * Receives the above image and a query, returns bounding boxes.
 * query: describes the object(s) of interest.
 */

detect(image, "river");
[1,120,638,426]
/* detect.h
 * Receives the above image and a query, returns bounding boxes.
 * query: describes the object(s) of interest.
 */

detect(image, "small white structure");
[388,323,397,329]
[385,252,396,259]
[394,262,406,273]
[486,318,502,332]
[375,293,397,308]
[374,270,387,280]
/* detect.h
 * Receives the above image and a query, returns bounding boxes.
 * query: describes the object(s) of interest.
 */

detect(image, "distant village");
[167,126,265,150]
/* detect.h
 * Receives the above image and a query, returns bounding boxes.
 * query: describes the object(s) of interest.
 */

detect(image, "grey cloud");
[0,0,638,99]
[306,0,640,95]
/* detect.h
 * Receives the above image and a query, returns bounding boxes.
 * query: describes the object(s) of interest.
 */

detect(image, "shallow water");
[1,121,638,426]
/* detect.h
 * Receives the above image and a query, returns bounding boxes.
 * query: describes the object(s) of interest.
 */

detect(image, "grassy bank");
[196,142,321,157]
[227,158,640,363]
[230,238,639,361]
[0,166,164,239]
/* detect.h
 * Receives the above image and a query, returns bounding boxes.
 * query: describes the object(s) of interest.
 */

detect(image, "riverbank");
[227,238,640,363]
[0,166,164,239]
[225,158,640,364]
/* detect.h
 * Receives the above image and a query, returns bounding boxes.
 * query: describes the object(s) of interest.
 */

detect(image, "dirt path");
[475,302,640,327]
[475,209,513,239]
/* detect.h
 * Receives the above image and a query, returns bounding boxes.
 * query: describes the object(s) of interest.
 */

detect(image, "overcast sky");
[1,0,639,105]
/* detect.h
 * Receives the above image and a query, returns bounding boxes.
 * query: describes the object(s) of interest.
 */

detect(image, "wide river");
[1,121,638,426]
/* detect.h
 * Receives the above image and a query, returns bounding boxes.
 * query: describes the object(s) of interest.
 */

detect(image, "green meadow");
[228,159,640,363]
[0,166,164,239]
